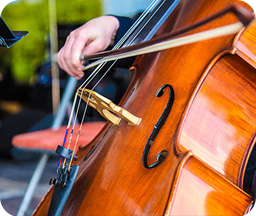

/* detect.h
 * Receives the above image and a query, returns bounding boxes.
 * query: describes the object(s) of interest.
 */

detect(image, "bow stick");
[81,4,255,70]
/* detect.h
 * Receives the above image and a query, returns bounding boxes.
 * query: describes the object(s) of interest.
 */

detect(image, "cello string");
[56,92,78,169]
[57,1,156,167]
[76,0,167,111]
[68,0,168,151]
[67,60,118,171]
[78,0,165,91]
[69,0,166,136]
[59,0,167,169]
[79,0,167,104]
[75,0,162,92]
[67,0,162,125]
[65,0,166,169]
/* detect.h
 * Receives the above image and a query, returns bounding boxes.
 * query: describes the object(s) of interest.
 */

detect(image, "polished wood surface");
[236,20,256,68]
[168,155,252,216]
[33,0,255,215]
[177,52,256,187]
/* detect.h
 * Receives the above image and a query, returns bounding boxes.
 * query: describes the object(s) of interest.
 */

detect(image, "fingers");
[58,31,86,79]
[57,16,120,79]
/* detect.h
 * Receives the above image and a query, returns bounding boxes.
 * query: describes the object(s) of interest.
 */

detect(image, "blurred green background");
[0,0,150,159]
[0,0,102,158]
[1,0,102,84]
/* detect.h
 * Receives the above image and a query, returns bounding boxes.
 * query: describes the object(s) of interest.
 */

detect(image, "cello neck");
[120,0,182,46]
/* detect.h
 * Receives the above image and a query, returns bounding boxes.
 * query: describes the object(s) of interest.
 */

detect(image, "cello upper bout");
[235,18,256,68]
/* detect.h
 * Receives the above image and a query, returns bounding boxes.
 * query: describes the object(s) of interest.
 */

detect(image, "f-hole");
[142,84,174,169]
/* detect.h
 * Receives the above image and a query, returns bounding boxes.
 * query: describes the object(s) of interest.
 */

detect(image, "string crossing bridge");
[78,88,142,125]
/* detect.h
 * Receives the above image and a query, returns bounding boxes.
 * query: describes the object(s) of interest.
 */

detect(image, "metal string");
[57,0,167,170]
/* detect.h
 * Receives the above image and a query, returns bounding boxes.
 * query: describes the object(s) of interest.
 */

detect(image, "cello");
[33,0,256,215]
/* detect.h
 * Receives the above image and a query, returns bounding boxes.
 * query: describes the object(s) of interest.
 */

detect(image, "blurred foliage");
[1,0,102,84]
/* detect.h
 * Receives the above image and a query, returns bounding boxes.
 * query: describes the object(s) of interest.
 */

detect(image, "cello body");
[34,0,256,215]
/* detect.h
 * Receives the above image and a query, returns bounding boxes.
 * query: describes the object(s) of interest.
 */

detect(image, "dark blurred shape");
[0,17,28,48]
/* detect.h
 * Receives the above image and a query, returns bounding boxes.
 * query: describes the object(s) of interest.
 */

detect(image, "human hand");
[57,15,119,79]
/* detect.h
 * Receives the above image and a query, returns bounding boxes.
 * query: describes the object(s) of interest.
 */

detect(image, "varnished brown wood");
[176,52,256,187]
[167,156,252,215]
[236,20,256,68]
[80,5,254,64]
[33,0,256,215]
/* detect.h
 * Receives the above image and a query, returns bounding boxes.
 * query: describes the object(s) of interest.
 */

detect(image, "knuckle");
[94,41,105,51]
